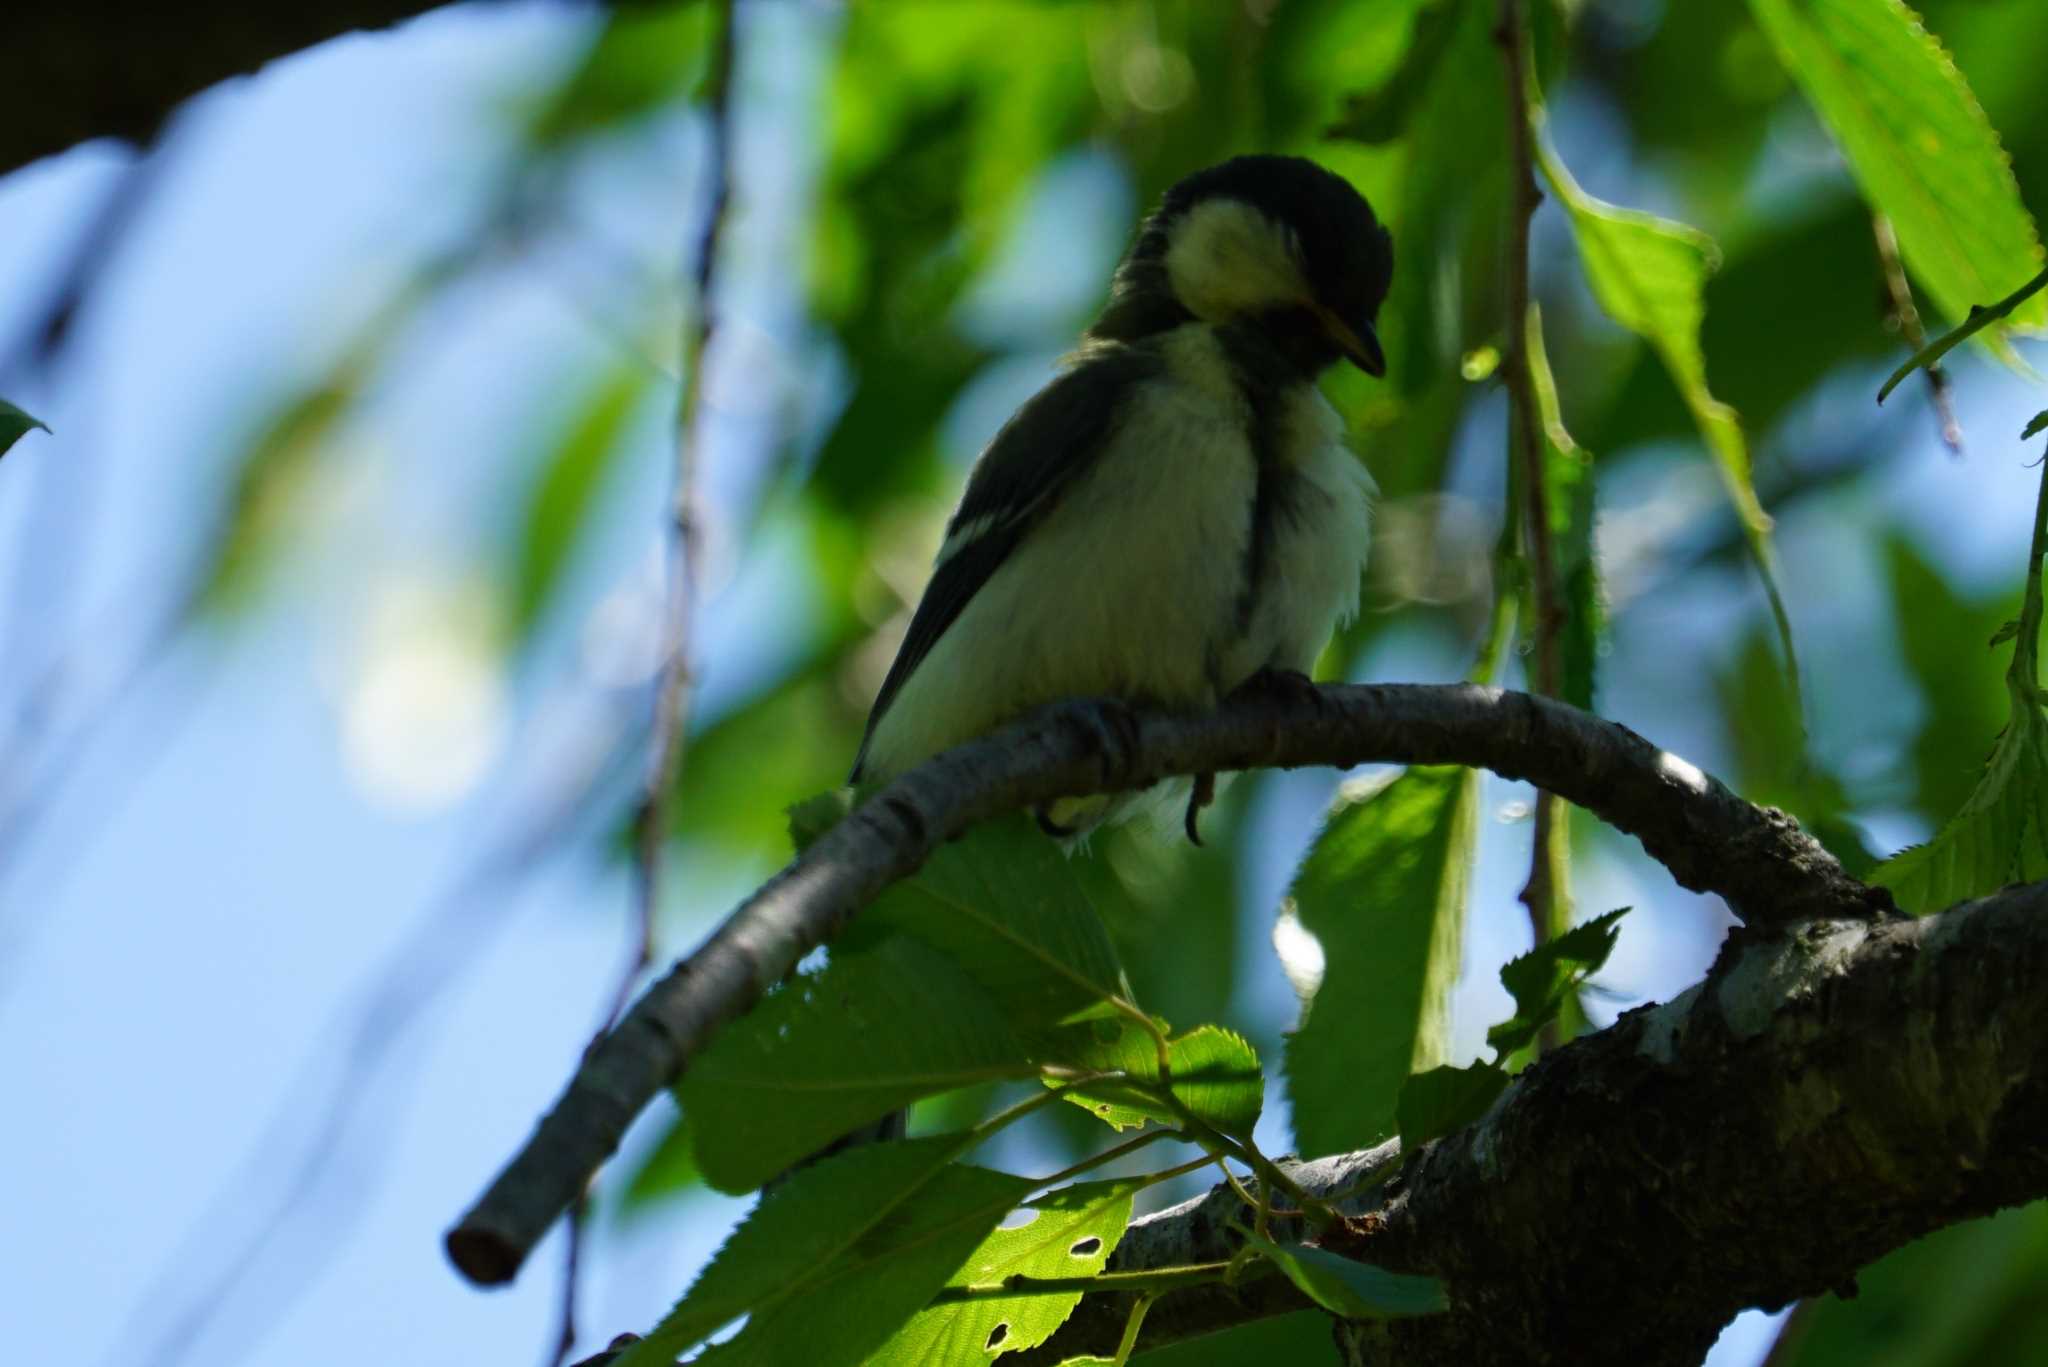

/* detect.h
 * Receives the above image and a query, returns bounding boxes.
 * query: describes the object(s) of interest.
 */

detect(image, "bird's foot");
[1229,667,1324,709]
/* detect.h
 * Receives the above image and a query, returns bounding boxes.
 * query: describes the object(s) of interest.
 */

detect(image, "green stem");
[1878,264,2048,403]
[1033,1128,1186,1188]
[2011,452,2048,699]
[929,1263,1233,1304]
[1111,1293,1158,1367]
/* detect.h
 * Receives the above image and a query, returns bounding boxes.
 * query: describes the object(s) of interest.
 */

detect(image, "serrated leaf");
[682,936,1036,1193]
[853,814,1131,1026]
[1875,465,2048,913]
[0,397,48,457]
[1872,707,2048,914]
[1240,1234,1447,1320]
[871,1177,1140,1363]
[1060,1023,1263,1138]
[615,1138,1033,1367]
[1397,1062,1509,1150]
[1487,908,1631,1059]
[510,367,645,642]
[2025,411,2048,441]
[1747,0,2047,338]
[1282,766,1479,1155]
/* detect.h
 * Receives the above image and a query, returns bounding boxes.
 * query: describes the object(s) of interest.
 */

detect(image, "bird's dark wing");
[851,345,1161,779]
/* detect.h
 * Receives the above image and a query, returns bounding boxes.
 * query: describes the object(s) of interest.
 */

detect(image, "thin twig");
[1877,262,2048,403]
[445,682,1891,1289]
[550,4,740,1363]
[1495,0,1571,985]
[1871,213,1962,455]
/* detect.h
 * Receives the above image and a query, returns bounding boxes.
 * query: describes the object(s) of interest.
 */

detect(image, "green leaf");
[1282,766,1479,1155]
[2026,411,2048,441]
[1132,1311,1339,1367]
[1537,133,1801,721]
[510,367,645,642]
[1747,0,2048,337]
[1487,908,1631,1059]
[1525,306,1602,713]
[1872,702,2048,913]
[1396,1062,1509,1150]
[616,1138,1033,1367]
[871,1177,1140,1363]
[682,936,1037,1193]
[786,788,855,853]
[0,397,48,457]
[526,2,715,145]
[854,814,1132,1026]
[1060,1023,1263,1138]
[618,1103,700,1215]
[1240,1234,1448,1320]
[1874,464,2048,913]
[1327,1,1467,144]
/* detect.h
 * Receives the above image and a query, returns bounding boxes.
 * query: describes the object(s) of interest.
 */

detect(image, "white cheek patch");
[1164,199,1311,322]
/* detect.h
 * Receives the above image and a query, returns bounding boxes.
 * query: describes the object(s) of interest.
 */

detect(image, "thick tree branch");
[1018,879,2048,1366]
[0,3,460,177]
[446,683,1890,1285]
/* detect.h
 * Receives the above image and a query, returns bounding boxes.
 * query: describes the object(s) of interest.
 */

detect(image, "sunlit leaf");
[1397,1062,1508,1150]
[1327,1,1467,145]
[615,1137,1030,1367]
[871,1176,1141,1363]
[1240,1233,1448,1320]
[0,397,48,457]
[682,936,1036,1194]
[1537,132,1801,717]
[1283,766,1479,1156]
[1748,0,2048,337]
[1060,1023,1263,1138]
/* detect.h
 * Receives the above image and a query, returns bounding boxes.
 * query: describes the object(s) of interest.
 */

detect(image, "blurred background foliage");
[6,1,2048,1365]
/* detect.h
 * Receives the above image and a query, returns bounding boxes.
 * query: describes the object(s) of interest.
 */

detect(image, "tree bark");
[1014,879,2048,1366]
[448,683,1889,1287]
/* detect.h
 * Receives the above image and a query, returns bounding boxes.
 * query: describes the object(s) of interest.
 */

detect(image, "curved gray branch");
[447,683,1889,1286]
[1019,879,2048,1366]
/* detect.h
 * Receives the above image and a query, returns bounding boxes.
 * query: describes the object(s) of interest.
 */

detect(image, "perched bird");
[851,154,1393,837]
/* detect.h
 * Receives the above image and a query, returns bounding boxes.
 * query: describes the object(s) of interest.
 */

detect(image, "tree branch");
[445,683,1891,1286]
[0,3,458,177]
[1018,878,2048,1365]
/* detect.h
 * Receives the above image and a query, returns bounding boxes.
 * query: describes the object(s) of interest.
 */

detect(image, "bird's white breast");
[859,327,1373,783]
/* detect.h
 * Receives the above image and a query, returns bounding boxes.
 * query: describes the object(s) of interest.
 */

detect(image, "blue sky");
[3,6,2044,1366]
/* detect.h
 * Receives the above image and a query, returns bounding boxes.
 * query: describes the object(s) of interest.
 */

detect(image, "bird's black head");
[1092,155,1394,380]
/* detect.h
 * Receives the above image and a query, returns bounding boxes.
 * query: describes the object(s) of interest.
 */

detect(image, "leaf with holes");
[1060,1023,1263,1137]
[1241,1234,1447,1320]
[1283,766,1479,1156]
[682,936,1037,1193]
[618,1141,1035,1367]
[870,1176,1141,1363]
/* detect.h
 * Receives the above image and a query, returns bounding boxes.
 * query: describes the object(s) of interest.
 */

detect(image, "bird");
[850,154,1393,839]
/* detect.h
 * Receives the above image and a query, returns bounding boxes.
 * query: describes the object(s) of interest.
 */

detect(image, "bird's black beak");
[1312,302,1386,377]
